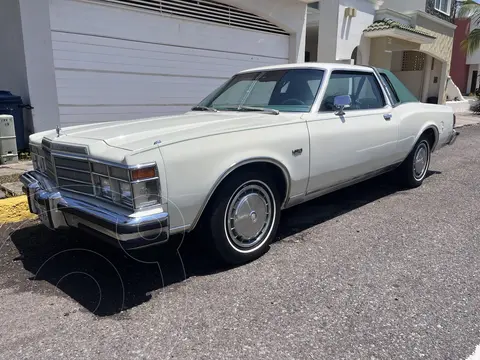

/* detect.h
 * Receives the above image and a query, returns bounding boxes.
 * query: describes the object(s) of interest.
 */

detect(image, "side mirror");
[333,95,351,116]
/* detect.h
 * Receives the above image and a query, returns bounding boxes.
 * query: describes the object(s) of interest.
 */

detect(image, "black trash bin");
[0,91,27,151]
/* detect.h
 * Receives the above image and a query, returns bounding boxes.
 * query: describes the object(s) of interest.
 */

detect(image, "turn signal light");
[131,167,156,181]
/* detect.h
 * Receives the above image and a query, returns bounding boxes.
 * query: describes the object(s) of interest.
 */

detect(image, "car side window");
[320,70,386,112]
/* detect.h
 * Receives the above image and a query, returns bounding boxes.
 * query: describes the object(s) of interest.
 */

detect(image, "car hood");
[36,111,299,152]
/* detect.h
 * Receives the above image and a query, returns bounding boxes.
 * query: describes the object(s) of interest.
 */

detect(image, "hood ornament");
[56,125,61,137]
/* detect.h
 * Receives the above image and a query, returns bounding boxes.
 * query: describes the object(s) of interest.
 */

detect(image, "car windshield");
[194,68,325,113]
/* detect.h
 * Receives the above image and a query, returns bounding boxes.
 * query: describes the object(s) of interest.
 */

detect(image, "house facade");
[0,0,313,135]
[306,0,456,105]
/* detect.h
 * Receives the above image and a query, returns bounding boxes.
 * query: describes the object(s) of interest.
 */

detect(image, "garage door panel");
[54,59,238,79]
[52,50,274,77]
[55,70,226,87]
[57,89,215,103]
[58,93,208,106]
[55,70,225,105]
[50,0,289,59]
[52,35,283,69]
[57,79,216,105]
[50,0,290,125]
[52,32,284,65]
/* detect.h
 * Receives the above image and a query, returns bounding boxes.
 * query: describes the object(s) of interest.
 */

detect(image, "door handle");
[383,113,392,121]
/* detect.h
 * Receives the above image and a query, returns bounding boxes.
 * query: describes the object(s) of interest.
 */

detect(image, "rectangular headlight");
[93,175,112,199]
[119,181,133,206]
[132,179,160,209]
[91,163,160,209]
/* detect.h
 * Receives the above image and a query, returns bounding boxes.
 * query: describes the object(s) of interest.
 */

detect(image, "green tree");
[458,0,480,54]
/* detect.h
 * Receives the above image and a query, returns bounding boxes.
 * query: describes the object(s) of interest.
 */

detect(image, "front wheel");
[399,136,431,188]
[208,171,281,265]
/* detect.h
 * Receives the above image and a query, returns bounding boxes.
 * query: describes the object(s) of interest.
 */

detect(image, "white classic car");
[21,63,458,264]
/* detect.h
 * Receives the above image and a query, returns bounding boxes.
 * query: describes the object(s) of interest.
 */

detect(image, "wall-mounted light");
[344,7,357,18]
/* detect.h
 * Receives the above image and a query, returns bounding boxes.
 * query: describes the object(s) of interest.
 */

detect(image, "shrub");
[470,100,480,114]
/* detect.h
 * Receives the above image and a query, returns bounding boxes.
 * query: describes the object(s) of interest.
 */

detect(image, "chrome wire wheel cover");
[413,141,430,181]
[224,180,276,253]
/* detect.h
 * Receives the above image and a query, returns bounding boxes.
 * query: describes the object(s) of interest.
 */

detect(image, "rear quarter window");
[376,69,419,105]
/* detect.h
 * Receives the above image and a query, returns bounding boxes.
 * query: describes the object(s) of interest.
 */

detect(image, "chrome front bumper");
[20,171,169,249]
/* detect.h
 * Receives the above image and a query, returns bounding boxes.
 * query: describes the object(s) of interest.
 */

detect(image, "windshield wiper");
[236,106,280,115]
[191,106,219,112]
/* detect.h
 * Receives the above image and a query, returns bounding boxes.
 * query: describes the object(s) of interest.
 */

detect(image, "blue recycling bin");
[0,91,27,151]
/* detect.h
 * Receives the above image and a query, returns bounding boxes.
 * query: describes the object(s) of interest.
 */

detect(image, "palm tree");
[458,0,480,54]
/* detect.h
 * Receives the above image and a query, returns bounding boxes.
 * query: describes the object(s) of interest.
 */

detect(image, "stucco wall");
[368,37,421,69]
[19,0,61,133]
[416,25,454,74]
[315,0,376,63]
[451,18,470,93]
[0,0,28,101]
[369,38,391,69]
[316,0,340,62]
[336,0,376,62]
[380,0,426,13]
[0,0,35,142]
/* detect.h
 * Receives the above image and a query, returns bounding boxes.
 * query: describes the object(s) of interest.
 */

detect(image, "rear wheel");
[208,171,281,265]
[399,135,431,188]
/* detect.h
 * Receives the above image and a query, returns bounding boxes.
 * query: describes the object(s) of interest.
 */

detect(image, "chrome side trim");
[189,157,291,231]
[131,176,159,184]
[170,224,191,235]
[305,162,401,198]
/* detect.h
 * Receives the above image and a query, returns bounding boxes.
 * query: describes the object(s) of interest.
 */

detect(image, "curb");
[0,195,37,223]
[0,181,24,198]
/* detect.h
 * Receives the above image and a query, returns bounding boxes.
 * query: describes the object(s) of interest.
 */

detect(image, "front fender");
[160,123,310,231]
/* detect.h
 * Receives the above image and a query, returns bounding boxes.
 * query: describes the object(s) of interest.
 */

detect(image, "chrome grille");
[41,139,56,180]
[33,137,159,210]
[53,155,95,196]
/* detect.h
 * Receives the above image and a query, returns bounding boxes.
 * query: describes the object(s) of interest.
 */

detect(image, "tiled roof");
[363,19,436,39]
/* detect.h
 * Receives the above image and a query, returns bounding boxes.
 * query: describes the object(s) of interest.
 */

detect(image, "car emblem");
[292,148,303,156]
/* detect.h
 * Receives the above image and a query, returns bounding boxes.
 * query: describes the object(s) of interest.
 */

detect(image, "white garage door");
[49,0,290,126]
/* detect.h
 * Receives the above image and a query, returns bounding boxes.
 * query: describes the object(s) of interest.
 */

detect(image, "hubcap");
[413,142,429,180]
[225,181,275,250]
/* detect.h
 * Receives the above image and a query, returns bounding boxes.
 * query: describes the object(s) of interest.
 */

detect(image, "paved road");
[1,125,480,360]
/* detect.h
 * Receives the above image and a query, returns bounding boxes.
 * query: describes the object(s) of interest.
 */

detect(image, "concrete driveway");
[1,125,480,359]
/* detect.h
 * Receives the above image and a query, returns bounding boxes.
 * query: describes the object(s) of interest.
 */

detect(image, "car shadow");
[8,170,440,317]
